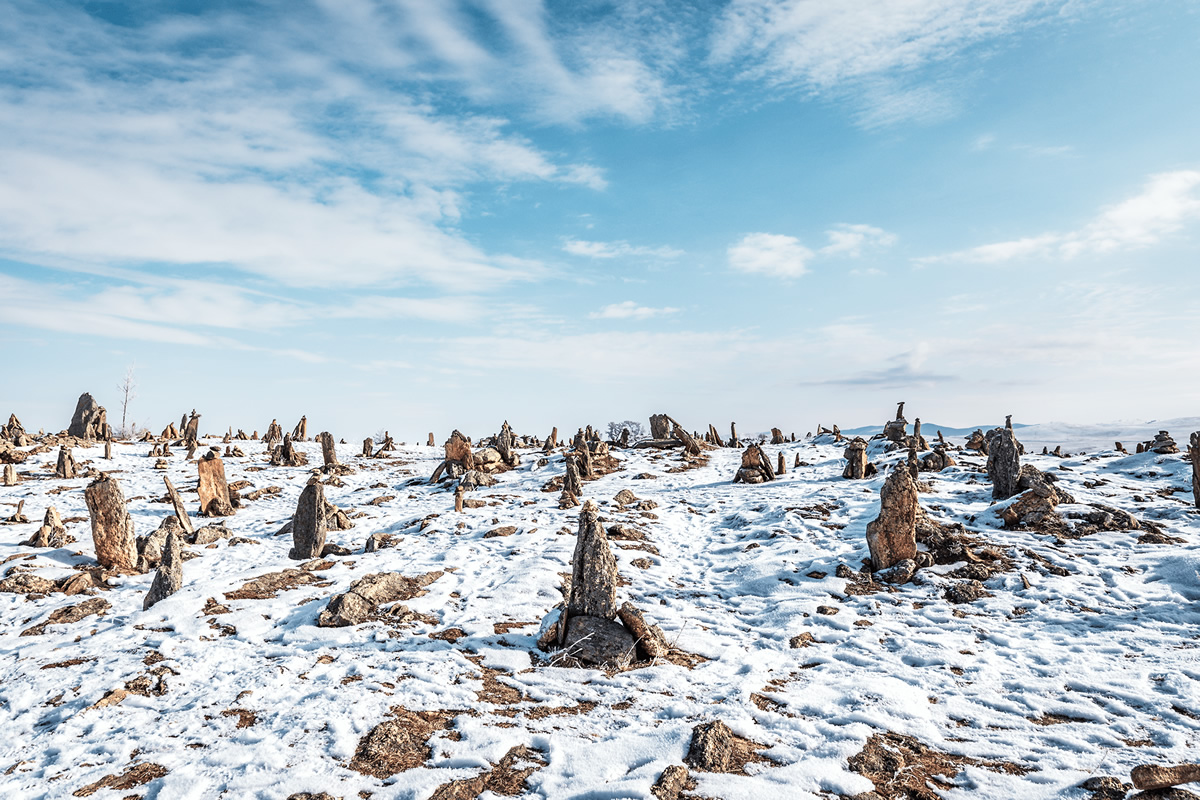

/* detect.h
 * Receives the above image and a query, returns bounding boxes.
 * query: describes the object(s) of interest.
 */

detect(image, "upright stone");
[649,414,671,440]
[2,464,17,486]
[1190,432,1200,510]
[777,451,786,475]
[883,401,907,444]
[55,446,76,479]
[163,475,195,537]
[143,530,182,610]
[196,451,233,516]
[292,416,308,442]
[69,393,107,440]
[729,421,739,448]
[567,500,618,620]
[427,432,435,447]
[986,427,1021,501]
[865,465,918,571]
[183,412,200,446]
[318,431,339,467]
[289,480,327,560]
[841,437,874,479]
[85,473,138,572]
[362,437,373,458]
[445,430,474,469]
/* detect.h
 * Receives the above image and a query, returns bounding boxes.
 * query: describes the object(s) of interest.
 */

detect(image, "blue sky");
[1,0,1198,439]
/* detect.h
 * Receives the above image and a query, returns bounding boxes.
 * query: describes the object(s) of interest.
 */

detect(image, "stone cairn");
[69,392,108,440]
[183,410,201,448]
[964,429,987,453]
[732,443,775,484]
[986,421,1022,501]
[84,473,138,573]
[537,500,670,666]
[1140,431,1179,454]
[865,463,919,583]
[882,401,907,445]
[270,433,307,467]
[841,437,876,479]
[197,450,234,516]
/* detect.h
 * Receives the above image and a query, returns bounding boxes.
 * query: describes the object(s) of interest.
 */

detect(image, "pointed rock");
[865,465,918,571]
[85,473,139,572]
[288,480,327,560]
[144,530,182,609]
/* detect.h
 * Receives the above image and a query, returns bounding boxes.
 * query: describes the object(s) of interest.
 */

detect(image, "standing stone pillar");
[288,480,327,560]
[197,451,233,516]
[143,530,182,610]
[318,431,339,467]
[85,474,138,572]
[987,427,1021,501]
[865,465,918,571]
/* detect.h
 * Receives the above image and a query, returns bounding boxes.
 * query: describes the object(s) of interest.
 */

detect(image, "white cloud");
[728,232,813,278]
[820,223,898,257]
[928,170,1200,264]
[563,239,684,259]
[589,301,680,320]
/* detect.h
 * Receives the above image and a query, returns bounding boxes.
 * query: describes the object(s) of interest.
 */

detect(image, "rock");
[613,489,639,506]
[69,392,108,440]
[883,402,907,444]
[617,602,670,660]
[291,415,308,442]
[561,614,636,666]
[651,765,695,800]
[197,451,233,517]
[20,597,110,636]
[964,428,988,453]
[0,572,58,594]
[361,437,373,458]
[163,476,195,537]
[458,470,497,492]
[1080,776,1132,800]
[1149,431,1179,455]
[143,530,183,609]
[21,505,68,549]
[85,473,139,572]
[733,443,775,484]
[1191,433,1200,510]
[877,558,917,584]
[865,466,918,571]
[944,580,989,604]
[684,720,742,772]
[1133,764,1200,792]
[289,480,327,560]
[842,437,876,479]
[649,414,671,440]
[55,446,77,479]
[920,446,956,472]
[318,431,339,467]
[193,522,232,545]
[317,572,441,627]
[445,430,474,469]
[1131,790,1200,800]
[987,427,1021,501]
[2,463,16,486]
[567,500,618,620]
[137,514,184,567]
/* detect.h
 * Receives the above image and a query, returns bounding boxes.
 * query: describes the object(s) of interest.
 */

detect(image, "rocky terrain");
[2,406,1199,800]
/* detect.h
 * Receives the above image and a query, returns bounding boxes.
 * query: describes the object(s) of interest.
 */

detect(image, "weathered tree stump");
[143,530,182,610]
[288,480,327,560]
[85,473,138,572]
[865,464,918,571]
[197,451,234,516]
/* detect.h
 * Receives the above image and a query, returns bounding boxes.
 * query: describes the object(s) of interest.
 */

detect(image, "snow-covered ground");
[1,425,1199,799]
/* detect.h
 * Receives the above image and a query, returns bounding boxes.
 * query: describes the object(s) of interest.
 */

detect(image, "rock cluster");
[733,443,775,484]
[68,393,108,440]
[841,437,876,479]
[537,500,670,667]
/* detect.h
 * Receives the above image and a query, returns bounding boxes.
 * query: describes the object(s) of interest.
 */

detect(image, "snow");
[0,428,1198,798]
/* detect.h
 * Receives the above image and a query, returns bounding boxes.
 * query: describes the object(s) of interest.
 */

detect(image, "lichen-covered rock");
[288,480,327,560]
[986,427,1021,501]
[317,572,441,627]
[567,500,618,619]
[85,473,138,573]
[561,614,636,666]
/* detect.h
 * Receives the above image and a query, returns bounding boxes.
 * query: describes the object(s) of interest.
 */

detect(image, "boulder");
[986,427,1021,501]
[561,614,636,666]
[143,530,182,609]
[288,480,327,560]
[865,465,918,571]
[85,473,139,572]
[68,393,107,440]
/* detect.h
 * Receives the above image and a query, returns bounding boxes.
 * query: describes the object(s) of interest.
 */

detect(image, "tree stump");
[289,480,327,560]
[197,452,234,516]
[143,530,182,610]
[85,473,139,572]
[865,465,918,571]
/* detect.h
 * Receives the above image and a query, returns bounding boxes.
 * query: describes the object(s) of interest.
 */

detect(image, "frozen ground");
[1,422,1199,799]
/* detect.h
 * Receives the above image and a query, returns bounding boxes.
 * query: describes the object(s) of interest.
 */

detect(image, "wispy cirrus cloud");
[925,170,1200,264]
[589,301,680,320]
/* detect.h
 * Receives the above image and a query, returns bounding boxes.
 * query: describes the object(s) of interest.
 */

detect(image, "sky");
[0,0,1198,441]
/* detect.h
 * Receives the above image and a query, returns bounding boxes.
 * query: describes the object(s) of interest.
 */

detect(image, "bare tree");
[117,365,137,438]
[606,420,646,442]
